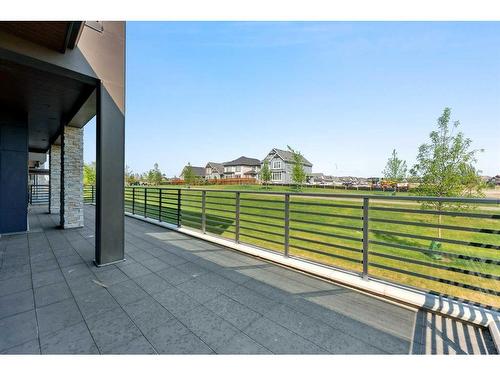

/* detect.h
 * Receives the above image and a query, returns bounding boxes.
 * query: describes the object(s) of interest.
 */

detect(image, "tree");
[83,162,96,185]
[411,107,484,239]
[125,165,138,186]
[288,145,306,189]
[260,159,271,187]
[183,163,196,186]
[146,163,163,185]
[382,149,407,182]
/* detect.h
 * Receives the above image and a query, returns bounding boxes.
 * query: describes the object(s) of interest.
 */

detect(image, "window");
[272,160,282,169]
[272,172,282,181]
[236,166,241,172]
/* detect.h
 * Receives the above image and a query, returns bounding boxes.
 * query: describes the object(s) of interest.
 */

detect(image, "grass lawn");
[122,184,500,308]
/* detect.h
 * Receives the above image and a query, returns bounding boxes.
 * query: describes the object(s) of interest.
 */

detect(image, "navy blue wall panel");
[0,114,28,234]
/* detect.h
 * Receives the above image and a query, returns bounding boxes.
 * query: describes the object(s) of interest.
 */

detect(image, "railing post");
[158,188,162,222]
[362,197,369,280]
[201,190,206,233]
[177,189,181,227]
[132,188,135,215]
[235,192,240,243]
[284,193,290,257]
[144,188,147,218]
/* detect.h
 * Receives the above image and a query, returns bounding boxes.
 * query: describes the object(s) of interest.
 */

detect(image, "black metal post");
[177,189,181,227]
[158,188,162,222]
[132,188,135,215]
[201,190,206,233]
[284,194,290,257]
[362,197,369,279]
[235,192,240,243]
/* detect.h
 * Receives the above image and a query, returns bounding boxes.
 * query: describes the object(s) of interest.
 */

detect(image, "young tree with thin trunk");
[183,163,196,187]
[382,149,407,182]
[260,159,271,188]
[288,145,306,190]
[411,107,484,240]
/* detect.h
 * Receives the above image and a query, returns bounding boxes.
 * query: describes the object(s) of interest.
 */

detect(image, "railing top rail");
[120,185,500,205]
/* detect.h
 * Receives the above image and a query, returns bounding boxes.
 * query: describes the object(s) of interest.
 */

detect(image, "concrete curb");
[125,212,500,329]
[488,320,500,353]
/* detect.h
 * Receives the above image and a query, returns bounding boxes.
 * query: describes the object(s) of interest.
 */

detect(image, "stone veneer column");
[60,126,84,228]
[49,144,61,214]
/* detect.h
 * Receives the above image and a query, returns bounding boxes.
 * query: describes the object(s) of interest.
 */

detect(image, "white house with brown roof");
[205,162,225,179]
[223,156,261,179]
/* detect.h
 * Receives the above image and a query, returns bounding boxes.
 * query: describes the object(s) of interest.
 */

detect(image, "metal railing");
[84,185,500,309]
[28,184,49,205]
[84,185,95,204]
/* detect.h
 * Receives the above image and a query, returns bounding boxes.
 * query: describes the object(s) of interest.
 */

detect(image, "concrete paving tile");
[0,289,34,319]
[152,288,201,318]
[34,282,72,307]
[0,274,32,297]
[32,269,65,288]
[223,285,279,315]
[0,310,38,352]
[93,267,129,286]
[204,294,261,330]
[118,262,152,279]
[2,339,40,354]
[75,289,120,319]
[108,280,149,305]
[156,266,194,286]
[86,307,142,353]
[140,257,170,272]
[122,297,174,332]
[105,335,156,354]
[176,278,220,304]
[215,332,271,354]
[178,305,239,350]
[134,273,172,295]
[145,319,213,354]
[37,299,83,336]
[40,322,98,354]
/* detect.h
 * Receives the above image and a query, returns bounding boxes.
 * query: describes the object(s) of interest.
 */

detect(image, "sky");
[84,21,500,177]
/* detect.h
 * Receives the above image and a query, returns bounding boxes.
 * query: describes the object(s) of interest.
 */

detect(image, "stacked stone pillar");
[60,126,84,228]
[49,145,61,214]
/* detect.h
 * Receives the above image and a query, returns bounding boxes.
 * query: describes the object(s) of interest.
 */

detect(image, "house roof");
[268,148,313,167]
[181,165,206,177]
[224,156,261,167]
[206,162,224,174]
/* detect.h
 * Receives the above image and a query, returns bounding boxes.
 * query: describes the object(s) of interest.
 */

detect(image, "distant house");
[205,162,224,179]
[180,165,206,180]
[223,156,261,179]
[308,173,337,185]
[262,148,313,184]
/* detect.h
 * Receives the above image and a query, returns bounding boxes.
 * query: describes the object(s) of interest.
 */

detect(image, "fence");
[84,185,500,309]
[28,184,49,205]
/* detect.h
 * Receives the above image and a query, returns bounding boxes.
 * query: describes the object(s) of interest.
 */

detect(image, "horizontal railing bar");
[290,217,363,232]
[239,197,285,204]
[205,200,236,208]
[369,240,500,265]
[291,243,363,264]
[181,203,202,210]
[240,225,284,237]
[205,225,235,234]
[181,198,202,204]
[239,211,284,220]
[173,188,500,204]
[371,217,499,234]
[204,194,236,200]
[204,206,235,214]
[180,211,202,219]
[239,232,284,246]
[205,217,235,226]
[370,251,500,280]
[290,200,363,209]
[290,209,362,221]
[370,229,500,250]
[370,206,500,219]
[370,263,500,296]
[290,226,362,242]
[289,235,362,254]
[239,218,285,229]
[239,204,284,212]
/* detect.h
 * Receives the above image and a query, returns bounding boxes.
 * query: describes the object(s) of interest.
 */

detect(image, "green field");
[120,184,500,308]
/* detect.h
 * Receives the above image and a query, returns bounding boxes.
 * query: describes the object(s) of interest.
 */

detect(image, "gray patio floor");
[0,205,496,354]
